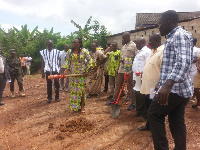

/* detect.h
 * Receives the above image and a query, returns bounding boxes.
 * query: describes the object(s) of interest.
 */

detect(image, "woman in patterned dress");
[63,38,93,113]
[87,43,107,98]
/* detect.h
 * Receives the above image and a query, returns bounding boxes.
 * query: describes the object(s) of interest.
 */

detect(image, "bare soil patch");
[0,74,199,150]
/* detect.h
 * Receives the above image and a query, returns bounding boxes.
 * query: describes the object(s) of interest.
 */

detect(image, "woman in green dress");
[63,38,93,113]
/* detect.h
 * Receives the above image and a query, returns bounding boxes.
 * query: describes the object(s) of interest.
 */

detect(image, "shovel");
[110,73,129,118]
[48,74,85,79]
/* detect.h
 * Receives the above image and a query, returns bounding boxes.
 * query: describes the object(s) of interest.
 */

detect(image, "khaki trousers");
[113,73,135,102]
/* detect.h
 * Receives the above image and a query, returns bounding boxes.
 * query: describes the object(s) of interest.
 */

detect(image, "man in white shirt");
[25,54,32,75]
[0,47,10,105]
[131,37,151,120]
[59,44,69,91]
[40,40,61,103]
[189,38,200,82]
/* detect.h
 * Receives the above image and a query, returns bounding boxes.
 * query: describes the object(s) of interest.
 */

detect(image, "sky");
[0,0,200,36]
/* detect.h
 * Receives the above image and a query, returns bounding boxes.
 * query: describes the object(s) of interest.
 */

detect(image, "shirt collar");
[166,26,180,39]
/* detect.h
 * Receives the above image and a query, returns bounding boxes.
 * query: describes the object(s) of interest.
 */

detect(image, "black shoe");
[128,103,135,111]
[138,126,150,131]
[120,93,126,98]
[96,94,100,98]
[47,98,52,103]
[192,104,199,108]
[103,89,108,92]
[0,102,5,106]
[106,99,114,106]
[107,95,113,99]
[87,94,92,98]
[55,98,60,102]
[125,96,130,102]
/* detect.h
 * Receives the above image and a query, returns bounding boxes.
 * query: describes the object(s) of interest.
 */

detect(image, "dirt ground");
[0,74,200,150]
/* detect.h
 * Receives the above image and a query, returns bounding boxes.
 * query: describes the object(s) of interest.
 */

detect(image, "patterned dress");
[63,49,93,111]
[88,50,106,94]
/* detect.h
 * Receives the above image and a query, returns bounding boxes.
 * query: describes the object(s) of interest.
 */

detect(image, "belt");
[0,73,4,75]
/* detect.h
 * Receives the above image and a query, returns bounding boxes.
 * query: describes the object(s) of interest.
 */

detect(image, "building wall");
[107,18,200,49]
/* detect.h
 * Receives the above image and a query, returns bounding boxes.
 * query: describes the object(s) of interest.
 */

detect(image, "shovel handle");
[48,74,85,79]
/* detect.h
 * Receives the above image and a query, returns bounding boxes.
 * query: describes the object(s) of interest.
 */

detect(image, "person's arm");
[41,57,45,78]
[157,34,193,105]
[196,56,200,73]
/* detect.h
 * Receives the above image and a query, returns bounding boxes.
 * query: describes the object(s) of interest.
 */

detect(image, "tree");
[71,16,111,50]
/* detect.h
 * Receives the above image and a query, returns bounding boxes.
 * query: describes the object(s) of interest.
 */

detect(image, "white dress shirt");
[132,46,151,81]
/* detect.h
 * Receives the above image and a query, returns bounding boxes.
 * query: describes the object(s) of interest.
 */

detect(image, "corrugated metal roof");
[136,11,200,27]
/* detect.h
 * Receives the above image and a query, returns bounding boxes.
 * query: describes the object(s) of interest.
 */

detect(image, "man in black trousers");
[40,40,61,103]
[148,10,193,150]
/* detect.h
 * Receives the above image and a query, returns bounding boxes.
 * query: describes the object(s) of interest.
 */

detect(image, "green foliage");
[0,17,110,73]
[71,16,111,50]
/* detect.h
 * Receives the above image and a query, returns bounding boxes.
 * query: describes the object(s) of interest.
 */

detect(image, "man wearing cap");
[7,49,25,97]
[0,47,10,105]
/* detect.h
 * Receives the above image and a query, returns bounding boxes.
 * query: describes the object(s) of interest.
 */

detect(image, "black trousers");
[0,74,6,102]
[144,94,151,129]
[45,71,59,99]
[104,75,109,91]
[148,93,189,150]
[135,91,147,117]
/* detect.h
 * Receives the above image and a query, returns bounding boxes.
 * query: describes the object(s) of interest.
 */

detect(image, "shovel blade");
[110,104,121,118]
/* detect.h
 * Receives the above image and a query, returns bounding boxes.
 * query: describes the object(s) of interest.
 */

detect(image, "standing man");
[7,49,25,97]
[148,10,193,150]
[59,44,69,92]
[19,54,26,76]
[106,32,137,106]
[106,42,121,99]
[0,47,10,105]
[131,37,151,117]
[25,54,32,75]
[138,34,164,131]
[40,40,60,103]
[189,38,200,83]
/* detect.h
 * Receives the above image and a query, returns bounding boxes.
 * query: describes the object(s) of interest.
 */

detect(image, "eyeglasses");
[72,41,78,44]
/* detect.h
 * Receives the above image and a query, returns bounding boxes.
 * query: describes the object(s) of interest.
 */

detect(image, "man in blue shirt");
[148,10,193,150]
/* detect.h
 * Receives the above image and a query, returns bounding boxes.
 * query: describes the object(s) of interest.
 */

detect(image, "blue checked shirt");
[158,26,193,98]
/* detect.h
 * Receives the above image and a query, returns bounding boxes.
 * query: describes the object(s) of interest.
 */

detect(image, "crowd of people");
[0,10,199,150]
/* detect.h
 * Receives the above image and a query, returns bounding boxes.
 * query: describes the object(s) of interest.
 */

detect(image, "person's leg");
[139,94,148,118]
[60,68,64,90]
[16,72,25,96]
[106,73,123,105]
[112,73,124,100]
[0,75,6,104]
[138,95,151,130]
[26,65,30,75]
[10,74,15,92]
[53,72,60,101]
[127,73,135,104]
[46,71,52,102]
[109,75,115,97]
[65,76,69,91]
[168,97,188,150]
[16,72,24,92]
[192,88,200,108]
[104,75,109,92]
[148,93,186,150]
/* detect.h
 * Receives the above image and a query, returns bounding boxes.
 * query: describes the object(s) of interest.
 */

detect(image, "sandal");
[87,94,92,98]
[81,109,85,114]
